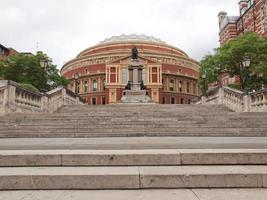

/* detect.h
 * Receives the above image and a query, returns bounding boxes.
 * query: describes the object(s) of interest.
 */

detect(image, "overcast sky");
[0,0,240,69]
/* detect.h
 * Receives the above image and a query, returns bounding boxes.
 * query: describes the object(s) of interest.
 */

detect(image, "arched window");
[179,81,183,92]
[162,79,166,91]
[83,80,88,93]
[186,82,190,93]
[93,80,98,92]
[170,80,174,91]
[102,79,106,91]
[171,97,175,104]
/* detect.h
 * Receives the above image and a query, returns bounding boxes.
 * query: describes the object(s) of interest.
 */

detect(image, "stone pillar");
[129,69,133,82]
[218,88,224,104]
[138,69,143,82]
[243,94,251,112]
[133,68,139,83]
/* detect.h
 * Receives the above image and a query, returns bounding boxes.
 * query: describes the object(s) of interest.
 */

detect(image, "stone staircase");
[0,104,267,138]
[0,104,267,198]
[0,149,267,190]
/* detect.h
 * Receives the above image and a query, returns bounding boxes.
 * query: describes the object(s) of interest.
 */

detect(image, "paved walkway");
[1,137,267,150]
[0,189,267,200]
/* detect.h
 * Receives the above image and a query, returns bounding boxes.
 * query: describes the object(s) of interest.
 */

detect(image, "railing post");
[243,94,251,112]
[62,88,67,106]
[5,84,16,113]
[218,88,224,104]
[41,95,48,112]
[201,96,206,104]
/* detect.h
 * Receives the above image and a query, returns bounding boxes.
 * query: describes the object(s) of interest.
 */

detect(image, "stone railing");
[195,86,267,112]
[0,80,84,116]
[250,88,267,112]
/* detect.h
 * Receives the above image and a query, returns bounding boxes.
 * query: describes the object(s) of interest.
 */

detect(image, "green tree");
[200,32,267,92]
[2,51,69,91]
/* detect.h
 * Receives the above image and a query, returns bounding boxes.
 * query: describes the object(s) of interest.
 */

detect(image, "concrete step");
[1,149,267,167]
[1,189,267,200]
[0,165,266,189]
[1,130,267,138]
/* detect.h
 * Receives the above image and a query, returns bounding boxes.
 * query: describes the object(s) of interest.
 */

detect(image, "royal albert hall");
[61,34,200,105]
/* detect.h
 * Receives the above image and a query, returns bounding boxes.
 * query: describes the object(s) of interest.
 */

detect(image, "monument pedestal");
[120,90,153,104]
[120,59,153,104]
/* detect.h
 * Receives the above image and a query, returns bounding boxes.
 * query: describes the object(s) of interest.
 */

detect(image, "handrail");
[197,86,267,112]
[0,80,85,115]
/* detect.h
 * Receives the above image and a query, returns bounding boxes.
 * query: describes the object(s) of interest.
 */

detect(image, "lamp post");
[201,74,207,95]
[242,56,251,94]
[40,59,48,93]
[74,73,80,95]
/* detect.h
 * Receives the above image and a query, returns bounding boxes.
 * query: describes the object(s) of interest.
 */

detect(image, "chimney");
[239,0,248,15]
[218,11,227,29]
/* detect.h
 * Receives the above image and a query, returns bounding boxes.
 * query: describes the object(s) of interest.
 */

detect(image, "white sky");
[0,0,240,69]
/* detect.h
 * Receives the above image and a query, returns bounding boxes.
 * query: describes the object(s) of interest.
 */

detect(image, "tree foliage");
[200,32,267,92]
[1,51,69,92]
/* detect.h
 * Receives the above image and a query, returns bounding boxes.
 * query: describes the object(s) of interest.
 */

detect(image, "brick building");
[219,0,267,45]
[217,0,267,87]
[0,44,18,61]
[61,34,200,105]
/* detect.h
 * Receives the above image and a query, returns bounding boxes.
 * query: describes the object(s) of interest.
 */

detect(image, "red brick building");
[0,44,18,61]
[61,34,200,105]
[217,0,267,87]
[219,0,267,45]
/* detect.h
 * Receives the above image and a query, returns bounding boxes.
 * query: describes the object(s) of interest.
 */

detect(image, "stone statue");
[131,46,138,59]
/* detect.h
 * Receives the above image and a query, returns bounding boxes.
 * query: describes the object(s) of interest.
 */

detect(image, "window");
[92,98,96,105]
[170,80,174,91]
[83,81,88,93]
[193,83,196,94]
[188,99,191,104]
[76,81,80,94]
[186,82,190,93]
[180,98,184,104]
[162,79,166,91]
[171,97,175,104]
[93,80,98,91]
[122,68,127,84]
[248,0,254,7]
[110,67,117,83]
[152,67,158,83]
[179,81,183,92]
[102,79,106,90]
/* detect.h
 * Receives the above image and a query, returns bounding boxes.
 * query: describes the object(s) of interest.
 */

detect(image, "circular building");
[61,34,200,105]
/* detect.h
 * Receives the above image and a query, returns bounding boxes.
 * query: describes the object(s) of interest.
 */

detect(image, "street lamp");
[242,56,251,94]
[40,59,48,93]
[242,56,251,68]
[74,73,80,95]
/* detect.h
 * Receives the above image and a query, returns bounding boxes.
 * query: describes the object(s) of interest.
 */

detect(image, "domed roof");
[99,34,166,45]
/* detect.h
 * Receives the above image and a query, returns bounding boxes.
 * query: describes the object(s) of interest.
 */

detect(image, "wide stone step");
[1,149,267,167]
[0,165,266,189]
[1,189,267,200]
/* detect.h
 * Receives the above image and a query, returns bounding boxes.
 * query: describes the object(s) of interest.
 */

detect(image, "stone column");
[243,94,251,112]
[138,69,143,82]
[129,69,133,82]
[133,68,138,83]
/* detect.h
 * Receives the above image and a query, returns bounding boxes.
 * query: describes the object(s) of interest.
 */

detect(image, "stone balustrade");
[0,80,84,116]
[195,86,267,112]
[250,89,267,112]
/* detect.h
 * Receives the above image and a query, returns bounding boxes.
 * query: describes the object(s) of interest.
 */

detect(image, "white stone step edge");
[1,149,267,166]
[0,165,267,189]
